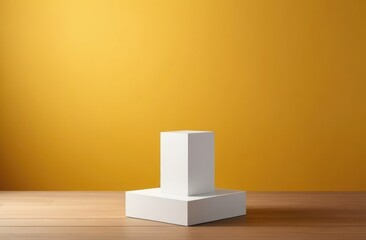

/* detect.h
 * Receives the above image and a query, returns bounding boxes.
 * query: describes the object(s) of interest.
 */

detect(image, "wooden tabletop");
[0,191,365,239]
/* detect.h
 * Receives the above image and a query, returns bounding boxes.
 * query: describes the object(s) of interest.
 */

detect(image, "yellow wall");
[0,0,365,191]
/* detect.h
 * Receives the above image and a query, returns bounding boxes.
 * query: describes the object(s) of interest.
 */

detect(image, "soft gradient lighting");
[0,0,365,190]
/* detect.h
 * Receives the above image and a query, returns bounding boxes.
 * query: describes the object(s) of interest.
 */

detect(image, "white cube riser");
[160,131,214,196]
[126,188,246,226]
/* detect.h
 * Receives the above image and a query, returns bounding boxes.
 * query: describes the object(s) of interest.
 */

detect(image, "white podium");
[126,130,246,226]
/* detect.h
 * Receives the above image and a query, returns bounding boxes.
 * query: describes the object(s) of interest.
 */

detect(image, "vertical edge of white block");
[126,191,188,226]
[160,132,189,195]
[188,132,215,195]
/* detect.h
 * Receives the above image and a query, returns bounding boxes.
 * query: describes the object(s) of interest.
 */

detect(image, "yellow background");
[0,0,365,191]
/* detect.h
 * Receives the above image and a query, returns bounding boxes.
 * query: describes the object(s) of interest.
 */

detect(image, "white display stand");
[126,130,246,226]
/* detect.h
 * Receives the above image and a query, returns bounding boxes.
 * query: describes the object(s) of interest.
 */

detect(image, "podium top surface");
[126,188,243,201]
[161,130,213,134]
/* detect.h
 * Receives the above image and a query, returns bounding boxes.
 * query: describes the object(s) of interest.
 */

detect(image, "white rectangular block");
[160,130,214,196]
[126,188,246,226]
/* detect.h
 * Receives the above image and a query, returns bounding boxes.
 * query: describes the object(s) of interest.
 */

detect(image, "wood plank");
[0,218,169,227]
[0,226,365,240]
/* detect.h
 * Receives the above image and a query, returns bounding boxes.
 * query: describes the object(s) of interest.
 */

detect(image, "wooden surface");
[0,191,365,239]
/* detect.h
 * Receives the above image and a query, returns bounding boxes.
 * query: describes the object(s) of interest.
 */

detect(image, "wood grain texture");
[0,191,365,239]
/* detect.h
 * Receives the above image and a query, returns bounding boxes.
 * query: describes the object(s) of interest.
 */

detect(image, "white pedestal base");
[126,188,246,226]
